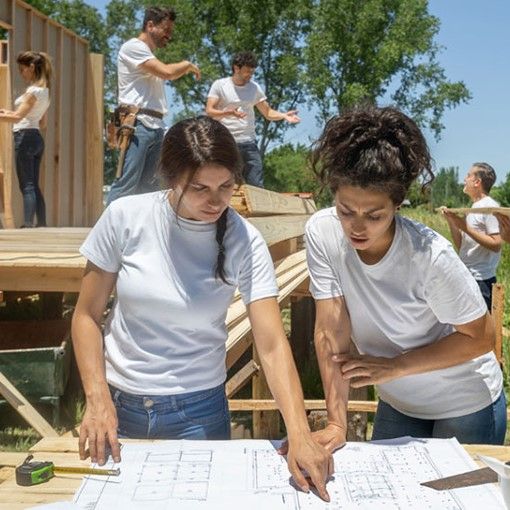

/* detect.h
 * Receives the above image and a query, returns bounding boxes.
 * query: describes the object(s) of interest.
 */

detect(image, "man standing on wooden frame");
[442,162,502,309]
[206,51,300,188]
[107,6,200,204]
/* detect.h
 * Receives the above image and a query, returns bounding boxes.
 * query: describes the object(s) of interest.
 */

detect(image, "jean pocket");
[177,387,228,426]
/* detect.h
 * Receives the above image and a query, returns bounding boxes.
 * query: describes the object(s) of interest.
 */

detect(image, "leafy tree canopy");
[305,0,470,140]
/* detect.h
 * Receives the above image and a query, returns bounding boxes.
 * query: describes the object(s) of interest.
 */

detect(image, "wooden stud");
[492,283,505,365]
[0,371,59,438]
[252,341,280,439]
[225,360,259,398]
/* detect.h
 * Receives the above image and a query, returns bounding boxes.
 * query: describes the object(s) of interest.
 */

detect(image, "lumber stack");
[226,185,319,438]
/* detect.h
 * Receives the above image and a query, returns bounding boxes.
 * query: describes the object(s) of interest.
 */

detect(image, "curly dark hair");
[311,106,434,205]
[231,51,258,71]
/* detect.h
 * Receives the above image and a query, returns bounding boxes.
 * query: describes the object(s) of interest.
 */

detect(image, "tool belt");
[106,104,163,150]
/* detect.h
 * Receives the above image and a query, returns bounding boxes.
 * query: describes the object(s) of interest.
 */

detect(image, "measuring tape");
[15,454,120,486]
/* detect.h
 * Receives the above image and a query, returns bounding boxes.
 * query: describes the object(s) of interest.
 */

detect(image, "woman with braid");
[72,116,333,501]
[0,51,52,227]
[305,106,505,452]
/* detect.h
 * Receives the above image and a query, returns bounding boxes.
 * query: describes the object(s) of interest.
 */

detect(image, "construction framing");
[0,0,103,229]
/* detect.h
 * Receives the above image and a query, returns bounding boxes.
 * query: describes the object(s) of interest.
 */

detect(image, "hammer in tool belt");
[115,104,139,180]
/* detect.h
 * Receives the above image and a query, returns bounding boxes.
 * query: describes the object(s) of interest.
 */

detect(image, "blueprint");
[72,437,505,509]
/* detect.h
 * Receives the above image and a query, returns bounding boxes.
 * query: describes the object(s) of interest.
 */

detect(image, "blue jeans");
[372,391,507,444]
[476,276,497,310]
[14,129,46,227]
[237,140,264,187]
[109,384,231,440]
[107,121,164,204]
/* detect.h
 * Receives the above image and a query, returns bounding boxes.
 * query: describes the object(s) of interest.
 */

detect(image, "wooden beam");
[241,185,316,216]
[0,371,59,438]
[492,283,505,365]
[226,359,260,398]
[248,215,310,246]
[0,62,14,228]
[85,53,104,226]
[228,399,379,413]
[252,342,280,439]
[226,267,308,368]
[436,206,510,216]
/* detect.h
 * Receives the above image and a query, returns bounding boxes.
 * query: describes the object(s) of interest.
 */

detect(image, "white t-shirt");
[117,38,167,129]
[459,195,501,280]
[207,77,266,142]
[80,191,279,395]
[13,85,50,132]
[306,208,502,420]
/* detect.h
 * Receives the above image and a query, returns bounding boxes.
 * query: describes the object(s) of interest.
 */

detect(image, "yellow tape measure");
[16,455,120,486]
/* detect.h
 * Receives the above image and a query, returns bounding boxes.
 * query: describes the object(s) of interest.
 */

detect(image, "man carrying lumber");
[442,162,502,309]
[205,51,299,188]
[107,6,200,205]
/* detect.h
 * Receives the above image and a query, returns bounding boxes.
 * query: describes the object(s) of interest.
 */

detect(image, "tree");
[492,172,510,207]
[429,166,469,208]
[264,143,332,207]
[304,0,470,139]
[154,0,310,157]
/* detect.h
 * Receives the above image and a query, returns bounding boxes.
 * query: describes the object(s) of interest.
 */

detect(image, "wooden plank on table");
[436,206,510,216]
[228,399,379,412]
[248,215,310,246]
[0,372,59,438]
[242,185,316,216]
[225,359,260,398]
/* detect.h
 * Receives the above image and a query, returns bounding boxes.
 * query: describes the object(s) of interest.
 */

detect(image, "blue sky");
[87,0,510,184]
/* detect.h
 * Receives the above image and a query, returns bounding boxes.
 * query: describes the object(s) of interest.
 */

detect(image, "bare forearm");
[398,317,494,376]
[446,222,462,250]
[315,331,349,431]
[164,60,194,80]
[205,106,234,119]
[263,108,286,121]
[257,338,311,439]
[0,111,22,122]
[71,314,110,400]
[462,226,501,252]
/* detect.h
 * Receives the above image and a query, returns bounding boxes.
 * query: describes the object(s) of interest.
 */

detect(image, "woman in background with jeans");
[0,51,52,227]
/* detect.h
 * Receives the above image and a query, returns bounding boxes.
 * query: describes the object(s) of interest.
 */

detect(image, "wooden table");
[0,437,508,509]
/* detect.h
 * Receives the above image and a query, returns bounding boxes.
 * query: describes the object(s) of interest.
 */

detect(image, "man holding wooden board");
[441,163,502,309]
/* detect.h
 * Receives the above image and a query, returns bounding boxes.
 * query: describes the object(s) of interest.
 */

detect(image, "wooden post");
[290,295,315,371]
[492,283,505,366]
[85,52,104,226]
[0,59,14,228]
[252,338,280,439]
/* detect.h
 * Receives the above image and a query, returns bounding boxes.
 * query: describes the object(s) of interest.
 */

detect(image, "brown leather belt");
[138,108,164,120]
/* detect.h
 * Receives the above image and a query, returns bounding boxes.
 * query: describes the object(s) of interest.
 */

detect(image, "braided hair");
[159,116,243,283]
[311,105,434,205]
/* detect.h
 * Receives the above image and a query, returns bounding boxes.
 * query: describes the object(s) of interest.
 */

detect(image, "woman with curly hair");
[305,105,505,451]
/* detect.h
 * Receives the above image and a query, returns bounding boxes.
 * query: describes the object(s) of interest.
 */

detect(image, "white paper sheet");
[72,437,505,509]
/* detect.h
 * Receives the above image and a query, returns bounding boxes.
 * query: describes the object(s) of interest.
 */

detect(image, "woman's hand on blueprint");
[332,353,402,388]
[310,422,346,453]
[286,433,334,502]
[79,392,121,466]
